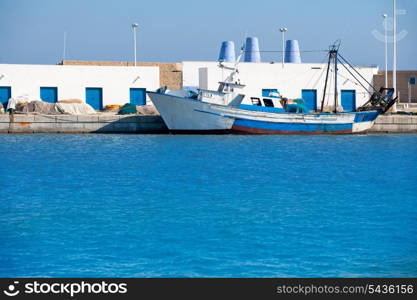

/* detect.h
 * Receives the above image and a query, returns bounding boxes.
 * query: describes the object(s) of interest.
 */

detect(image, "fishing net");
[17,100,96,115]
[117,103,137,115]
[136,105,159,115]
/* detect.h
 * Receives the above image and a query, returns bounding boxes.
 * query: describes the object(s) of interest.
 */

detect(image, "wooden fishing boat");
[148,43,396,134]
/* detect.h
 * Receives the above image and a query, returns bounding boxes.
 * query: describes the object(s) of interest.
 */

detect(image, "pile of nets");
[17,100,96,115]
[284,99,308,113]
[104,104,123,112]
[56,102,96,114]
[7,97,160,116]
[136,105,159,115]
[117,103,137,115]
[22,101,60,114]
[116,104,160,115]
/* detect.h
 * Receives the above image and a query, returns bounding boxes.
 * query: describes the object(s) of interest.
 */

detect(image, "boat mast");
[218,44,245,91]
[320,53,332,112]
[321,41,340,113]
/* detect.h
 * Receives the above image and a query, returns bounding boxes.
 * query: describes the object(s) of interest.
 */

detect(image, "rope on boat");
[305,55,329,89]
[246,50,329,53]
[338,53,378,93]
[337,58,373,94]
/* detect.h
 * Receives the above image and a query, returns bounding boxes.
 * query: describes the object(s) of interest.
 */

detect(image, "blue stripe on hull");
[233,119,353,133]
[354,111,379,123]
[238,104,285,113]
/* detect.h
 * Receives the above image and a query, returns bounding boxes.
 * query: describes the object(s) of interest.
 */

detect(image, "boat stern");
[352,111,380,133]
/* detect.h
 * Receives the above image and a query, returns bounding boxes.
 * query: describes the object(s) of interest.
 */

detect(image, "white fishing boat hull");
[148,92,234,132]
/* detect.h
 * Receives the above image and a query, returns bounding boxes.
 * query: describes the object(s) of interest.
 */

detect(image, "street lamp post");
[132,23,139,66]
[279,27,288,68]
[382,14,388,88]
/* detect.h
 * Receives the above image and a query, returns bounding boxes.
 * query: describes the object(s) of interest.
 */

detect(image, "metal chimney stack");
[218,41,236,62]
[285,40,302,63]
[244,37,261,63]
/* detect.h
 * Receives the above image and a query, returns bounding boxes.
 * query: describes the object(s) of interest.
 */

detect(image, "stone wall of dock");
[0,114,168,133]
[0,114,416,134]
[370,115,417,133]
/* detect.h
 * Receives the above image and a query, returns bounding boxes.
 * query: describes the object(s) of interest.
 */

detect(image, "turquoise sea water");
[0,134,416,277]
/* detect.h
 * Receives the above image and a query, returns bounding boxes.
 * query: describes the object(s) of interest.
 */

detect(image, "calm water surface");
[0,134,416,277]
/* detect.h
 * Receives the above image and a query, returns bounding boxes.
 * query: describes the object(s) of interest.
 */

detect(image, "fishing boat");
[148,42,397,134]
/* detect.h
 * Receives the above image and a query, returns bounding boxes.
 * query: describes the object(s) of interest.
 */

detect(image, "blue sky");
[0,0,416,69]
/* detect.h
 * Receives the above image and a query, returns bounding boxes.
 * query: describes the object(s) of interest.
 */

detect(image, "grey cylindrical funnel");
[218,41,236,62]
[285,40,302,63]
[244,37,261,63]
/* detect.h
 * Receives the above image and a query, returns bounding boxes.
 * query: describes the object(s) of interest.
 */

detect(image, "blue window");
[130,88,146,105]
[262,89,280,98]
[0,86,11,109]
[301,89,317,111]
[40,87,58,103]
[86,88,103,110]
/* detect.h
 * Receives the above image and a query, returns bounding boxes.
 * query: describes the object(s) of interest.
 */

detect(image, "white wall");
[0,64,160,106]
[182,61,379,109]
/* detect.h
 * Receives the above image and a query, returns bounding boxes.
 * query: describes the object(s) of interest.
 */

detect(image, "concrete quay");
[0,114,416,134]
[0,114,168,133]
[370,115,417,133]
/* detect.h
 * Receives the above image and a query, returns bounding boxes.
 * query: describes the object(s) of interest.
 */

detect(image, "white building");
[0,61,379,113]
[0,64,159,110]
[182,62,379,111]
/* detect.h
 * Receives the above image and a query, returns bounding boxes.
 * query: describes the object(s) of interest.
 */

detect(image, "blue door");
[86,88,103,110]
[40,87,58,103]
[0,86,11,109]
[130,88,146,105]
[301,89,317,111]
[341,90,356,112]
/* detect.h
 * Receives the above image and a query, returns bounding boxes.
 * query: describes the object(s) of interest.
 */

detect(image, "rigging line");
[243,50,328,53]
[329,68,361,87]
[310,65,327,89]
[304,59,327,88]
[326,63,336,107]
[320,53,332,112]
[338,53,373,85]
[308,55,329,89]
[324,67,332,108]
[326,64,334,108]
[322,61,332,109]
[338,53,377,92]
[337,58,373,93]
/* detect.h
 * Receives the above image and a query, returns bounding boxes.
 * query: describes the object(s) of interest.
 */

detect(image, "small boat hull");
[231,122,353,135]
[231,111,378,134]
